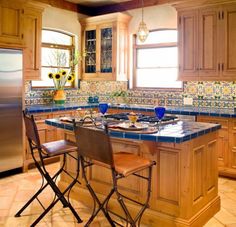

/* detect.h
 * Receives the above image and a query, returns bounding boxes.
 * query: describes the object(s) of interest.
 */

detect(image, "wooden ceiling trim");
[82,0,188,16]
[32,0,92,15]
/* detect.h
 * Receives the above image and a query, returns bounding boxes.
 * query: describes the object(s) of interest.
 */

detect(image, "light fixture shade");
[138,21,149,42]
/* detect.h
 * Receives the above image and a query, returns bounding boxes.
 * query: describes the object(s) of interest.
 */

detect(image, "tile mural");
[25,81,236,108]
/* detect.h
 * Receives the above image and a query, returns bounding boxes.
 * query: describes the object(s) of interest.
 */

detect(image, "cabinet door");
[24,8,42,80]
[230,120,236,169]
[178,10,199,81]
[98,26,113,78]
[0,3,24,45]
[197,116,229,168]
[221,3,236,80]
[83,28,97,78]
[198,7,220,80]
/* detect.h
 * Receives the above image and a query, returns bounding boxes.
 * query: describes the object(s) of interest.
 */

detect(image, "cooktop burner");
[105,112,178,123]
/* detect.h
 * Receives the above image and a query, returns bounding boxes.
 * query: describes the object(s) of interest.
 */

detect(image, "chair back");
[74,125,114,166]
[23,111,41,148]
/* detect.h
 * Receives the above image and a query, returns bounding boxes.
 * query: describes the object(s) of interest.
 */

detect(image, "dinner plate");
[117,122,149,131]
[60,117,93,124]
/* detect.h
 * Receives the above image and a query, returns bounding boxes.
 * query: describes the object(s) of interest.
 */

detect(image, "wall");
[25,4,236,109]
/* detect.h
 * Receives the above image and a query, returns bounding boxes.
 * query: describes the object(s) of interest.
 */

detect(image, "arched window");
[133,29,182,90]
[32,29,76,88]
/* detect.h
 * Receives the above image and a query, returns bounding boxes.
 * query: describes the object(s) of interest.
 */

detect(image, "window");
[133,29,182,90]
[32,29,75,88]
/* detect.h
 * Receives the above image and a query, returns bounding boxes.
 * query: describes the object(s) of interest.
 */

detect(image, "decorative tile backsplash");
[25,81,236,108]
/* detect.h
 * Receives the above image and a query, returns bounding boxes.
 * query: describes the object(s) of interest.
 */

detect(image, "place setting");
[107,107,166,134]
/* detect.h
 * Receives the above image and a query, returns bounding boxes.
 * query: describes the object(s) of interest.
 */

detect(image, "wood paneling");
[0,3,24,45]
[193,145,204,203]
[159,150,179,204]
[178,10,198,81]
[222,3,236,79]
[24,6,42,80]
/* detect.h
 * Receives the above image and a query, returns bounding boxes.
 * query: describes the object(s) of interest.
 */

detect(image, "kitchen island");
[45,118,221,227]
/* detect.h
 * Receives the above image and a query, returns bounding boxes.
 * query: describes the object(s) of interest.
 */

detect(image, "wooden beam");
[89,0,186,16]
[31,0,92,15]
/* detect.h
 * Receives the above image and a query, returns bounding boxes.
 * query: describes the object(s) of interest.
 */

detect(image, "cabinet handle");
[222,11,224,20]
[218,63,220,71]
[218,12,221,20]
[222,63,224,71]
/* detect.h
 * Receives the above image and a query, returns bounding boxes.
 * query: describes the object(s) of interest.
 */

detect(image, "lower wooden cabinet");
[197,115,236,178]
[229,119,236,170]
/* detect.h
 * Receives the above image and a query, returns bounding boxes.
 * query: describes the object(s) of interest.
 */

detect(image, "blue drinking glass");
[99,103,108,126]
[154,106,166,129]
[99,103,108,115]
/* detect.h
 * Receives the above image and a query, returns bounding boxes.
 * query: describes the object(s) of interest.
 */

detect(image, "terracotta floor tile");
[204,217,225,227]
[2,163,236,226]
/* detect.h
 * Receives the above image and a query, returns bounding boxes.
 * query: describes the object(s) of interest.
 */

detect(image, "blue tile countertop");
[26,103,236,118]
[45,118,221,143]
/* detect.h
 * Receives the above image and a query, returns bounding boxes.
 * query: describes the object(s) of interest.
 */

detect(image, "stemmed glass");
[98,103,108,126]
[128,112,138,128]
[154,106,166,130]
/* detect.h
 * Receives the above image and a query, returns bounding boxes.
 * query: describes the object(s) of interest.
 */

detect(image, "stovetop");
[105,112,178,123]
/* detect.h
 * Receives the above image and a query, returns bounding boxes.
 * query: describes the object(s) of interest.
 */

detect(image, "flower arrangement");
[48,70,75,90]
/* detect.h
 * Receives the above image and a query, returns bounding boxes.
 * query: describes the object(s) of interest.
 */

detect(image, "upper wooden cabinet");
[80,13,131,81]
[23,6,43,80]
[178,2,236,81]
[0,0,43,80]
[0,1,24,46]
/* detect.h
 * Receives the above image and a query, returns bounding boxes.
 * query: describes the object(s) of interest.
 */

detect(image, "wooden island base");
[58,129,220,227]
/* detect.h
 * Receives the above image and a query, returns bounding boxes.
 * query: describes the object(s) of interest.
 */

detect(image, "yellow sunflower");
[67,74,75,82]
[60,70,67,76]
[48,72,53,79]
[54,73,61,80]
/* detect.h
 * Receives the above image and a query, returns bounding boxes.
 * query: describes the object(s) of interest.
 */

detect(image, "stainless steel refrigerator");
[0,48,23,173]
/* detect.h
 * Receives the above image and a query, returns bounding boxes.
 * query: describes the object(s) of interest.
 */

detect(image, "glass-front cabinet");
[80,13,131,81]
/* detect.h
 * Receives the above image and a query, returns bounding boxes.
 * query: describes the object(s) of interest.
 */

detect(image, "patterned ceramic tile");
[25,81,236,108]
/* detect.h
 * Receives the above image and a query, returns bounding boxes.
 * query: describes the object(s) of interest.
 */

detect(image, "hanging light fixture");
[137,0,149,42]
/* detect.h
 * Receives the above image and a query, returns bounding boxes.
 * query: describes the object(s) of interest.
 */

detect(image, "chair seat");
[113,152,153,177]
[41,140,77,157]
[94,152,153,177]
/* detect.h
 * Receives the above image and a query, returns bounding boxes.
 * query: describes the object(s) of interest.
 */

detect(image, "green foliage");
[110,90,127,98]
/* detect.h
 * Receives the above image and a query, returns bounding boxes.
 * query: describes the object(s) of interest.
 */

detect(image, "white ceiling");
[65,0,130,7]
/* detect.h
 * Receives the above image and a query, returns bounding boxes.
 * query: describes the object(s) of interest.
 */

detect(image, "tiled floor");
[0,163,236,227]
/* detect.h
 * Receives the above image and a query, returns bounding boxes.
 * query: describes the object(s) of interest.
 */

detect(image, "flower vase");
[53,90,66,104]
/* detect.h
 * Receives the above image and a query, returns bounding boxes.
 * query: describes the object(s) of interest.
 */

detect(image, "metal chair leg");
[81,158,115,227]
[15,159,65,217]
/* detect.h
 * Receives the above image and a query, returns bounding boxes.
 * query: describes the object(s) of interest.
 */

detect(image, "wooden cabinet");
[0,1,43,80]
[23,5,43,80]
[197,115,236,178]
[0,1,24,46]
[229,119,236,170]
[178,2,236,81]
[197,116,229,168]
[221,3,236,79]
[80,13,131,81]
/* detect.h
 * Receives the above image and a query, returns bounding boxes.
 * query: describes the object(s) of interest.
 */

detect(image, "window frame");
[32,28,76,89]
[133,28,182,91]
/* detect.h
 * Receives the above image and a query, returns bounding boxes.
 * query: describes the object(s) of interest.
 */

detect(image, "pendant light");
[137,0,149,42]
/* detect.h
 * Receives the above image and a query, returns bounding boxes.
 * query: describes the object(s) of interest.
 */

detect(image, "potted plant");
[48,70,75,104]
[48,49,84,104]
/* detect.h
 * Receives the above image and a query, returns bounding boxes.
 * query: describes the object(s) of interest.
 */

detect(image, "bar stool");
[15,111,82,226]
[74,124,156,227]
